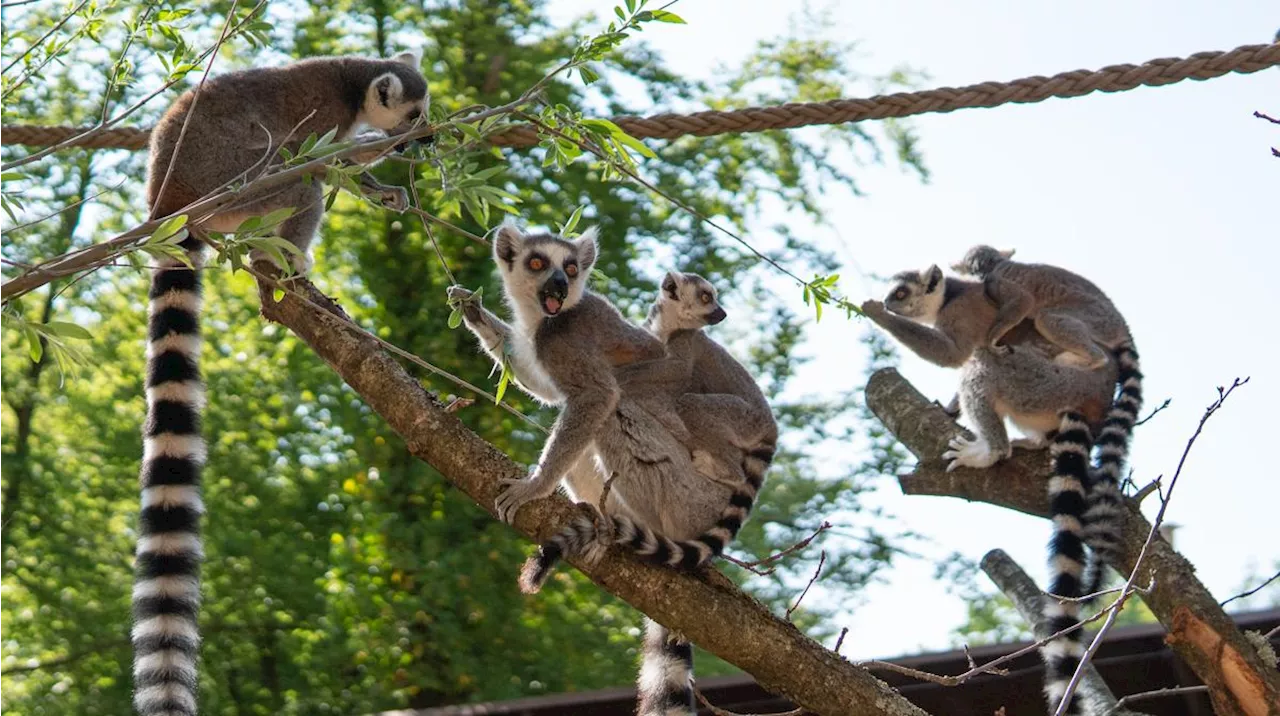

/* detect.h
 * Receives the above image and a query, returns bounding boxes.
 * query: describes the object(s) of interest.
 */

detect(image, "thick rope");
[2,42,1276,152]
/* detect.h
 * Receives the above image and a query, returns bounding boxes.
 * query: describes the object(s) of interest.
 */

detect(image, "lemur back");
[135,53,427,716]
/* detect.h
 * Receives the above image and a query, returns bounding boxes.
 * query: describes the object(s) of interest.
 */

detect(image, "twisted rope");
[3,42,1276,152]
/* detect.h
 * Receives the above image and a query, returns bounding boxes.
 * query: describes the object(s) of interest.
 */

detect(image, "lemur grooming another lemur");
[137,53,428,716]
[863,248,1141,715]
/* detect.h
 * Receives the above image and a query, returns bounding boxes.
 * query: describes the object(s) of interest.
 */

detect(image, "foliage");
[2,0,929,713]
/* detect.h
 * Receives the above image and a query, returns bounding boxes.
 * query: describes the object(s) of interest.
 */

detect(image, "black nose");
[707,307,727,325]
[543,271,568,299]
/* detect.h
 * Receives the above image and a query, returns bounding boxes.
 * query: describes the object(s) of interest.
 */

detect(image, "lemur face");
[493,224,597,317]
[362,52,429,132]
[657,271,726,331]
[884,265,945,323]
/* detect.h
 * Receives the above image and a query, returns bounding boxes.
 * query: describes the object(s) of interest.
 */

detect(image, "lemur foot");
[942,435,1005,471]
[494,467,555,524]
[989,341,1014,356]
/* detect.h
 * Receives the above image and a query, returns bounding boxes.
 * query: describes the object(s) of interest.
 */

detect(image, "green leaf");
[149,214,188,244]
[494,356,512,404]
[609,129,656,159]
[648,10,685,23]
[24,325,42,362]
[273,287,285,302]
[259,207,297,230]
[42,321,93,340]
[560,205,585,236]
[447,308,462,329]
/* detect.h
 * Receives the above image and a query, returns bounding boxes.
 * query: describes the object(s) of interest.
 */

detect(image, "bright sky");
[548,0,1279,659]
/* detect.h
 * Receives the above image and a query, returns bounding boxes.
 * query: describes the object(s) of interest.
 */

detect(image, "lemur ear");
[574,226,599,273]
[661,272,679,298]
[393,50,422,68]
[925,264,943,291]
[493,221,524,268]
[373,74,401,106]
[1000,248,1016,259]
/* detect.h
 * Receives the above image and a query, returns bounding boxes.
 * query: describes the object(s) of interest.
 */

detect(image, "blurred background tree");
[1,0,928,713]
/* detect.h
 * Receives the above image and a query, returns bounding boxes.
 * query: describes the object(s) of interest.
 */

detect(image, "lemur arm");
[494,347,619,523]
[863,304,971,368]
[983,277,1035,350]
[449,287,562,404]
[613,356,692,394]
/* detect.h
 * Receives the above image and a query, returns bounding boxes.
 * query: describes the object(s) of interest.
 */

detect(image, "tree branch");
[979,549,1145,716]
[253,275,930,716]
[864,368,1280,716]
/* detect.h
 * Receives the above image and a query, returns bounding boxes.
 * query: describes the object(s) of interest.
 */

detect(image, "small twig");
[1,178,127,235]
[405,159,457,285]
[1264,624,1280,640]
[785,550,826,620]
[1220,569,1280,608]
[1053,378,1250,715]
[443,397,473,414]
[833,627,849,655]
[724,521,831,576]
[1132,478,1162,504]
[1255,110,1280,124]
[1133,397,1171,427]
[1105,685,1210,714]
[694,685,804,716]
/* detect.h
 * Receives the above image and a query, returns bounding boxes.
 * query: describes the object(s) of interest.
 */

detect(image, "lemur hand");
[446,285,484,323]
[494,467,557,524]
[860,299,887,319]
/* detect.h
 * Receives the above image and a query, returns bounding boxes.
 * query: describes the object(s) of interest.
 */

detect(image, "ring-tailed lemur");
[448,225,764,576]
[136,53,427,716]
[948,244,1142,591]
[451,228,774,716]
[865,258,1142,715]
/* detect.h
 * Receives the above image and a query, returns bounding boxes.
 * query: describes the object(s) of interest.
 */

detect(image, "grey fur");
[148,53,429,268]
[952,244,1133,369]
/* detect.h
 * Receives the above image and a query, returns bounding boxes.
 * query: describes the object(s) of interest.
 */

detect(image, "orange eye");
[700,292,711,304]
[528,257,546,271]
[893,288,908,300]
[565,263,579,277]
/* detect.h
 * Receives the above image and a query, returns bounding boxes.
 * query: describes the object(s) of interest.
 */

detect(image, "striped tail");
[133,239,206,716]
[519,445,773,594]
[636,619,695,716]
[1041,411,1093,715]
[1081,345,1143,597]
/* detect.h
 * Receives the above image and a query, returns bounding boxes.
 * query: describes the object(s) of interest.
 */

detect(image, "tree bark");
[866,368,1280,716]
[253,275,929,716]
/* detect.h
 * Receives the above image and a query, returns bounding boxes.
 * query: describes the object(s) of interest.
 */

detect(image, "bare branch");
[786,550,825,620]
[1105,685,1210,715]
[1220,569,1280,609]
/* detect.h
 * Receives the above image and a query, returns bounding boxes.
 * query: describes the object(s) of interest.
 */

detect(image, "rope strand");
[3,42,1276,153]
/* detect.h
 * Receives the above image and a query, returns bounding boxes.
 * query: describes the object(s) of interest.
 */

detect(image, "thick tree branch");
[865,368,1280,716]
[253,275,929,716]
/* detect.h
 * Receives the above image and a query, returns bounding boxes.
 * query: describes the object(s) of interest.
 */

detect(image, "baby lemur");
[952,245,1134,370]
[864,259,1142,715]
[135,53,427,716]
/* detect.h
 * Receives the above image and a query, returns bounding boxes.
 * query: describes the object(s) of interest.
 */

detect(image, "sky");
[546,0,1279,659]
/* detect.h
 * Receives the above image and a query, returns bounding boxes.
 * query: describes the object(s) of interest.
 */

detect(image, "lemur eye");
[564,262,579,277]
[406,108,421,122]
[700,292,711,304]
[528,256,546,271]
[893,288,908,300]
